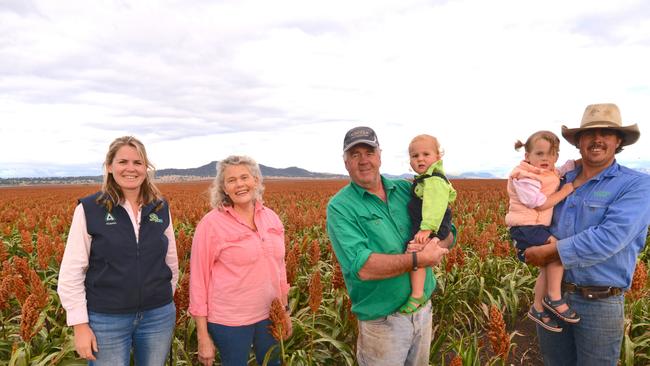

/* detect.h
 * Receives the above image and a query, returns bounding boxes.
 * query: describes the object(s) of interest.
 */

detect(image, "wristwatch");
[412,252,418,272]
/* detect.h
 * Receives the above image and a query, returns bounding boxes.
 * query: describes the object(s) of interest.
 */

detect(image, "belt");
[562,281,623,300]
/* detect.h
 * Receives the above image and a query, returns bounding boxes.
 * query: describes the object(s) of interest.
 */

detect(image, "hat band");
[580,120,621,129]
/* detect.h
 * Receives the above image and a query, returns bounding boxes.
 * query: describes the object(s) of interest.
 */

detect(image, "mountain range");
[3,159,648,186]
[156,161,346,179]
[0,161,347,185]
[0,161,506,186]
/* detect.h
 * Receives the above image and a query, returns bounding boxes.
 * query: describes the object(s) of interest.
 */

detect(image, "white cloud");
[1,0,649,178]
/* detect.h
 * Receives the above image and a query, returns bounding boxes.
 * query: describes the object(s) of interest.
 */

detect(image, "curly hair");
[209,155,264,209]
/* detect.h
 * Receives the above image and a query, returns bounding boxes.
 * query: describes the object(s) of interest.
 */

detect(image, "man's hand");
[73,323,98,361]
[524,236,560,266]
[417,238,448,267]
[407,236,436,252]
[359,233,451,280]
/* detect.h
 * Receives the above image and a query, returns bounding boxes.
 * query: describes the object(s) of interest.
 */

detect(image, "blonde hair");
[409,134,444,158]
[209,155,265,209]
[99,136,163,210]
[514,130,560,155]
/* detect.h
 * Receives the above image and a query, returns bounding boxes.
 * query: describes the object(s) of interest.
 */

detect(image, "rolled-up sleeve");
[188,217,216,317]
[326,204,372,280]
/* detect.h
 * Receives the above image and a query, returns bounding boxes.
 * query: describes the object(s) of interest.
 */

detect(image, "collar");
[223,200,265,215]
[566,160,620,182]
[415,160,445,179]
[349,175,394,198]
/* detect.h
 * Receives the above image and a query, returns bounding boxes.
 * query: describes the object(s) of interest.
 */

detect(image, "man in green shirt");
[326,126,454,366]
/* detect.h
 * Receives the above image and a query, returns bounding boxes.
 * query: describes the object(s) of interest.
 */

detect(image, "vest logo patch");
[105,212,117,225]
[149,213,163,223]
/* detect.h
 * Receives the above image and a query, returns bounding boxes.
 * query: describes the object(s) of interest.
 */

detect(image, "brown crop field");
[0,179,648,365]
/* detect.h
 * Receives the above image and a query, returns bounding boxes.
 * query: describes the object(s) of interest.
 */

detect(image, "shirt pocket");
[580,200,609,228]
[220,231,260,266]
[358,213,402,253]
[265,227,285,260]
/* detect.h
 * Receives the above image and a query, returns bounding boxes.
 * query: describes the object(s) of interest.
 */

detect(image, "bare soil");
[509,315,544,365]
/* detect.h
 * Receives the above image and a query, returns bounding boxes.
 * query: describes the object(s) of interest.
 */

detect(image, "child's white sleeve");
[557,159,576,177]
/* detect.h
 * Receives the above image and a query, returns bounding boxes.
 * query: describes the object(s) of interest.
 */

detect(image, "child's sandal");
[527,306,562,332]
[398,295,428,314]
[543,296,580,323]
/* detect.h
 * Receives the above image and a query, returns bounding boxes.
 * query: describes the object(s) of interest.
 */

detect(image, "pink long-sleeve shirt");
[57,201,179,326]
[188,201,290,326]
[511,160,576,208]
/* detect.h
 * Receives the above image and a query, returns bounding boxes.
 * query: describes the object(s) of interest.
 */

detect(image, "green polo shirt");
[326,176,436,320]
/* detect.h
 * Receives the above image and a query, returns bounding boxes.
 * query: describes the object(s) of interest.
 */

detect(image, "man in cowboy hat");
[525,103,650,365]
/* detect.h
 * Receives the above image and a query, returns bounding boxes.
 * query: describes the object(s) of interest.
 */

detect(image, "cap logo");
[350,130,371,138]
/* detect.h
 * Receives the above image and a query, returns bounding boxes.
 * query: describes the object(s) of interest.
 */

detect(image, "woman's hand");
[283,312,293,340]
[197,333,216,366]
[73,323,98,361]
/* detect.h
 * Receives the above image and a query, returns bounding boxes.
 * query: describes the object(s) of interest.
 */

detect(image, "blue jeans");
[88,301,175,366]
[356,300,433,366]
[207,319,280,366]
[536,292,624,366]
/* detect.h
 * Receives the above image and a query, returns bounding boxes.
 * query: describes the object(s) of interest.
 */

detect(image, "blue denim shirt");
[551,161,650,290]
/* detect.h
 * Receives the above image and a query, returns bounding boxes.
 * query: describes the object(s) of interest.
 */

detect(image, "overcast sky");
[2,0,650,178]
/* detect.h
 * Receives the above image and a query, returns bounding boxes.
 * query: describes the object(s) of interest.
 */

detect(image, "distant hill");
[457,171,498,179]
[0,161,347,186]
[384,172,495,180]
[157,161,346,179]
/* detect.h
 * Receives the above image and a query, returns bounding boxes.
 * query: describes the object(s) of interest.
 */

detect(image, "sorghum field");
[0,180,648,366]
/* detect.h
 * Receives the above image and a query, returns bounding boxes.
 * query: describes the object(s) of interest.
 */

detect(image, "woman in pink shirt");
[189,155,291,366]
[57,136,178,365]
[505,130,579,333]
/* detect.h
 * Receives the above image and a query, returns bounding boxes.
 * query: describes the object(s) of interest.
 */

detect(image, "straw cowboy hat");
[562,103,640,147]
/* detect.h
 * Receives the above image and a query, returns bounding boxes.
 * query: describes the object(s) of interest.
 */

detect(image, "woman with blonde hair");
[189,155,291,366]
[58,136,178,365]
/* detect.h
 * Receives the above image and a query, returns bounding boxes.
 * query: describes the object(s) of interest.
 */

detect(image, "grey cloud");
[0,0,40,16]
[281,19,350,37]
[572,3,650,45]
[0,162,102,178]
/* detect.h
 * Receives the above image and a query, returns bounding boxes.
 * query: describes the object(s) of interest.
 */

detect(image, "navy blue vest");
[80,192,173,313]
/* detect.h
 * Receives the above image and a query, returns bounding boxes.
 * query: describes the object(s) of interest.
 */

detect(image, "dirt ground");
[508,315,544,365]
